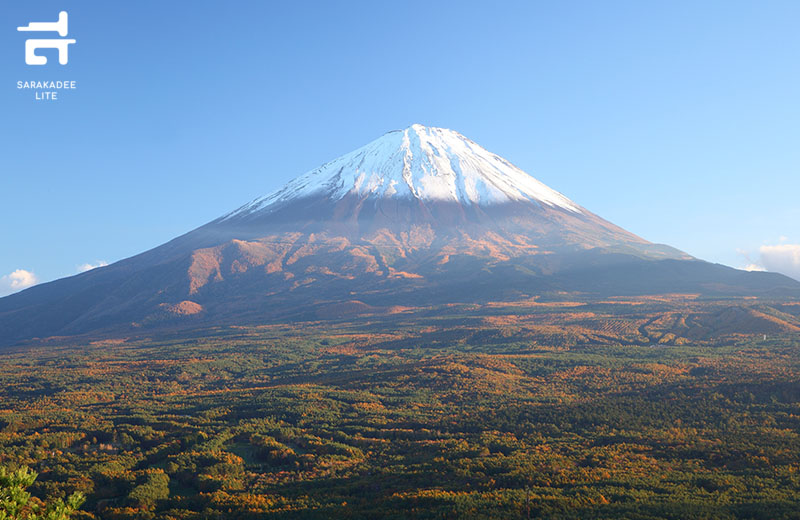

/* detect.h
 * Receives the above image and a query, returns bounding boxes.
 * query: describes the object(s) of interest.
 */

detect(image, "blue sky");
[1,1,799,294]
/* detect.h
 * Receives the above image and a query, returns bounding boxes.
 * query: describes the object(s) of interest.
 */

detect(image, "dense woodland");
[1,296,799,519]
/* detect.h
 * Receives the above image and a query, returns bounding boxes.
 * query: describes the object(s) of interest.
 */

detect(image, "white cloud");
[0,269,39,296]
[77,260,108,273]
[736,249,764,272]
[760,244,800,281]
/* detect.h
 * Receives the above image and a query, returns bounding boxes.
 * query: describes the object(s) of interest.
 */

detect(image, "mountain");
[1,124,798,345]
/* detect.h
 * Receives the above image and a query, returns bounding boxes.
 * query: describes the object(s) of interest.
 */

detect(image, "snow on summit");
[226,124,582,219]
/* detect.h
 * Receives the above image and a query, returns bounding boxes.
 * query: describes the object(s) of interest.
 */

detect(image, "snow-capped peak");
[225,124,582,219]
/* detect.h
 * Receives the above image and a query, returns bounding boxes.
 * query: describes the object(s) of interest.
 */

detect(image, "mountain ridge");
[1,124,798,345]
[223,124,582,220]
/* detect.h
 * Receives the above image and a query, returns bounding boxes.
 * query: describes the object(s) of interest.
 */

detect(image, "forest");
[1,295,799,519]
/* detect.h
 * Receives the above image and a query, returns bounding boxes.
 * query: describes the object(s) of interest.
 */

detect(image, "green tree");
[0,466,84,520]
[128,470,169,510]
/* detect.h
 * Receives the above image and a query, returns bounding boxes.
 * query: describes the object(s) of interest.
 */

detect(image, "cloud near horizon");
[759,244,800,281]
[0,269,39,296]
[77,260,109,273]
